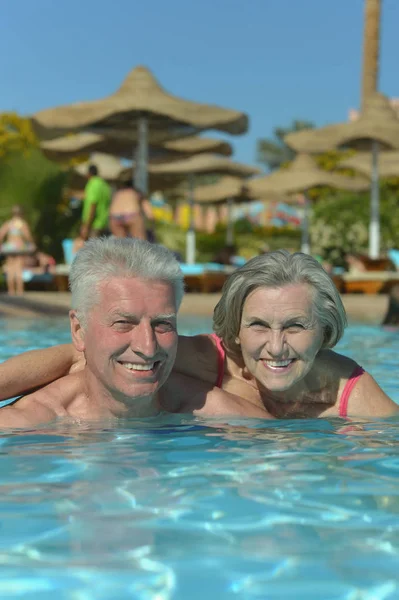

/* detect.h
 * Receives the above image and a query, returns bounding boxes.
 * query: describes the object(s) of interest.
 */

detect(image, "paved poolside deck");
[0,292,390,325]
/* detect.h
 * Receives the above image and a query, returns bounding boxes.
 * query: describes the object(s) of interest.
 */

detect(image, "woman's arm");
[141,198,154,221]
[0,344,83,401]
[21,221,35,245]
[0,222,9,243]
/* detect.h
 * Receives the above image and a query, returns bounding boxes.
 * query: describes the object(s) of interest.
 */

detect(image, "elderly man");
[0,237,184,427]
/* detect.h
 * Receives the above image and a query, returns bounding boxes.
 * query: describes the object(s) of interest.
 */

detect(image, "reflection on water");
[0,319,398,598]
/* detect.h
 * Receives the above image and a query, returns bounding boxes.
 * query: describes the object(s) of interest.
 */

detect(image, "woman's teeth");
[264,359,293,370]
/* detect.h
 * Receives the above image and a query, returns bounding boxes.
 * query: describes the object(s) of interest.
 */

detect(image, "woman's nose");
[266,329,286,356]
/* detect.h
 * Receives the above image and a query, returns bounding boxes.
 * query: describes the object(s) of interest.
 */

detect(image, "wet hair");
[213,249,347,353]
[88,164,98,176]
[70,237,184,327]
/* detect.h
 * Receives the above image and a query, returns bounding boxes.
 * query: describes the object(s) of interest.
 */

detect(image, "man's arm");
[0,344,82,401]
[0,400,58,428]
[173,335,219,383]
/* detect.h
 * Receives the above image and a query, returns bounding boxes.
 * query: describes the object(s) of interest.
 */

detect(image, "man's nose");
[266,329,286,356]
[130,322,158,357]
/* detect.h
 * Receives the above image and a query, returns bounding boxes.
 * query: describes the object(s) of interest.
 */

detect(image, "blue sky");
[1,0,398,166]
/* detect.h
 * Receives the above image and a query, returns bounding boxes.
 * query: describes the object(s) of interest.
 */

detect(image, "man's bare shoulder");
[0,372,84,428]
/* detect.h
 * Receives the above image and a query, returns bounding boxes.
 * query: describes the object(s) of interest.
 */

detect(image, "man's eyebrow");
[109,312,177,320]
[151,314,177,321]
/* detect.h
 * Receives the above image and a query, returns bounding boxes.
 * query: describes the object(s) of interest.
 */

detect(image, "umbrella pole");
[369,140,380,258]
[186,174,196,265]
[226,198,234,246]
[134,115,148,196]
[301,194,311,254]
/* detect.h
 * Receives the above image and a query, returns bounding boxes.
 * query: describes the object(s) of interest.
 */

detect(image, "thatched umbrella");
[145,154,260,263]
[32,65,247,195]
[246,154,369,254]
[193,176,285,245]
[285,93,399,257]
[340,151,399,178]
[40,131,232,162]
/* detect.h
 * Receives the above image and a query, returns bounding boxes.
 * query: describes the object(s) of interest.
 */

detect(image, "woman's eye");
[286,324,305,331]
[250,321,268,328]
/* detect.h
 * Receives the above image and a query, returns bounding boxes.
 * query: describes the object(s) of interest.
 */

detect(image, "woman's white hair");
[69,237,184,326]
[213,250,347,353]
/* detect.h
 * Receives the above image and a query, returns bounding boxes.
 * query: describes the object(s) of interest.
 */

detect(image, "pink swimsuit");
[210,334,364,418]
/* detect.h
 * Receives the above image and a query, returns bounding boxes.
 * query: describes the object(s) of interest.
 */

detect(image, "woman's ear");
[69,310,85,352]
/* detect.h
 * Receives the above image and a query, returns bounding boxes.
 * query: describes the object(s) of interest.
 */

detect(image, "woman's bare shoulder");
[316,350,399,418]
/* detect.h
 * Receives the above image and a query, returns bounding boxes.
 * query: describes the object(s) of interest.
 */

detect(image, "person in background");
[80,165,111,240]
[109,181,155,241]
[0,205,36,295]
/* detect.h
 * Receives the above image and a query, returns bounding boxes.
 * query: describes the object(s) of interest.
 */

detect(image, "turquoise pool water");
[0,318,399,599]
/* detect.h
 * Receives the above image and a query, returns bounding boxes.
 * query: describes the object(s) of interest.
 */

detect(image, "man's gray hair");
[213,250,347,353]
[70,237,184,325]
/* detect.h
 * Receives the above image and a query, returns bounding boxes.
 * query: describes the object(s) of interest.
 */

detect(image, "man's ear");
[70,310,85,352]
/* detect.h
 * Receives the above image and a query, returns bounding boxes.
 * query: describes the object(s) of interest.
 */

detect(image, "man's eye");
[154,322,175,332]
[114,320,131,328]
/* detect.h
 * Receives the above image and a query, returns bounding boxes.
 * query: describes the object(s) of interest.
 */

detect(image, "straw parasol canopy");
[148,153,260,179]
[193,176,286,245]
[40,132,232,162]
[247,154,369,196]
[285,93,399,153]
[246,154,369,254]
[193,176,252,204]
[193,175,287,203]
[146,154,260,263]
[285,92,399,258]
[32,65,248,137]
[32,65,248,195]
[340,151,399,178]
[193,177,253,246]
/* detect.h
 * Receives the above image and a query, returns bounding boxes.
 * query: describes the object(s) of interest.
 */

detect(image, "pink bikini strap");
[210,333,226,388]
[339,365,365,418]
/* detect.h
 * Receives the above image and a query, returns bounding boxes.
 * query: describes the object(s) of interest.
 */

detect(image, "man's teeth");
[121,362,155,371]
[265,360,293,368]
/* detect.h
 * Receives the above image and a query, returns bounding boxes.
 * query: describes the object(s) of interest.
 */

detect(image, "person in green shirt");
[80,165,111,240]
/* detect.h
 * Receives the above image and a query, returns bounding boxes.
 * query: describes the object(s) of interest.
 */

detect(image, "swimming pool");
[0,318,399,599]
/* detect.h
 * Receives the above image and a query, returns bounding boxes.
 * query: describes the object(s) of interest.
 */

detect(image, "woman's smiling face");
[237,283,324,393]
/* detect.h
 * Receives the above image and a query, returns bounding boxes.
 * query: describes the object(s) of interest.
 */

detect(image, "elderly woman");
[0,251,397,419]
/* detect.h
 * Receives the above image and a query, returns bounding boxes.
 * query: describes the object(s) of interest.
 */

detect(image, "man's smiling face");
[77,276,178,404]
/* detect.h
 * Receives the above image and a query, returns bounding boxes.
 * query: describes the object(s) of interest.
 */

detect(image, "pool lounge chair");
[342,271,399,294]
[180,264,235,293]
[1,270,55,292]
